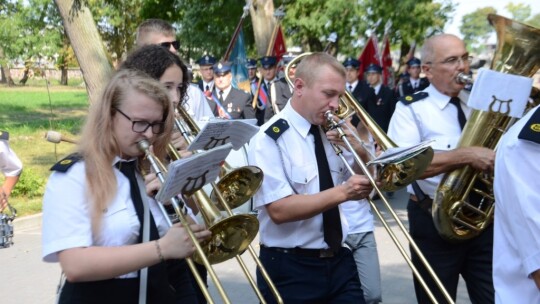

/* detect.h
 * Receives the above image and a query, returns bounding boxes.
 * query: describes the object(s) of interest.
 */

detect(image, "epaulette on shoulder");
[518,106,540,144]
[50,153,83,172]
[400,92,429,105]
[265,118,290,141]
[0,130,9,141]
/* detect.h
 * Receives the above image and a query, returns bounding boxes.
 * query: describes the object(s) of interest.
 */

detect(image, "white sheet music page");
[368,141,433,166]
[187,119,259,151]
[155,143,233,202]
[467,68,532,118]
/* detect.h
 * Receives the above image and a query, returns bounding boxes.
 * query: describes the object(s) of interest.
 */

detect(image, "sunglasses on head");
[160,41,180,50]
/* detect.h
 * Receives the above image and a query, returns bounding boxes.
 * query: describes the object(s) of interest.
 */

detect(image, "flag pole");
[251,5,285,109]
[222,3,250,62]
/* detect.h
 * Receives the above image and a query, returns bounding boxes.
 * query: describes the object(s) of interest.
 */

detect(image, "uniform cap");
[343,57,360,69]
[246,58,257,69]
[259,56,277,69]
[213,61,231,76]
[407,57,421,67]
[365,63,382,74]
[196,55,216,66]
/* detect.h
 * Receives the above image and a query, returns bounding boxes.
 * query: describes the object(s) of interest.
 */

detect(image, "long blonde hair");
[78,69,174,233]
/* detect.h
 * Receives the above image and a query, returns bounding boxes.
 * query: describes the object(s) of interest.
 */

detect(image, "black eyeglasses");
[160,40,180,50]
[426,54,473,67]
[114,107,165,134]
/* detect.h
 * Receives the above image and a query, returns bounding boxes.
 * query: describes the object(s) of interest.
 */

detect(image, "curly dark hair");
[120,44,189,106]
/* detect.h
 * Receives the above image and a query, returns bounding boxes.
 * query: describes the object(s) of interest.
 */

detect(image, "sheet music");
[367,141,433,166]
[187,118,259,151]
[468,68,532,118]
[155,143,233,202]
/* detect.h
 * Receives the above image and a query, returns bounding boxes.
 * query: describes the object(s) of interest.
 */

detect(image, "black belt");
[261,245,338,258]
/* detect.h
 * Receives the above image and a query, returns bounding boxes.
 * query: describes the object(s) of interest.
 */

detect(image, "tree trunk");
[61,66,68,85]
[54,0,113,104]
[248,0,276,57]
[0,65,6,84]
[20,67,30,85]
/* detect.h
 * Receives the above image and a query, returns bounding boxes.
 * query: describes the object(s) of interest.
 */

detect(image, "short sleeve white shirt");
[387,84,471,197]
[0,140,23,177]
[247,102,372,248]
[42,157,172,278]
[493,105,540,303]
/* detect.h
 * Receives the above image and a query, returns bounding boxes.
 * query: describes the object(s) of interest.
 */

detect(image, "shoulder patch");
[399,92,429,105]
[50,153,83,172]
[265,118,289,141]
[518,106,540,144]
[0,130,9,140]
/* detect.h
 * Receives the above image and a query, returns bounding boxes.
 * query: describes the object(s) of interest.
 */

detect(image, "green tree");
[525,13,540,28]
[459,7,497,53]
[505,2,531,22]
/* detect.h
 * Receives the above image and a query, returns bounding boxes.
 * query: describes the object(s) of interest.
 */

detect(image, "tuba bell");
[432,14,540,242]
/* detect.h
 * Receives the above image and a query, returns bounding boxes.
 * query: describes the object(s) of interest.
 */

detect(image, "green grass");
[1,84,88,217]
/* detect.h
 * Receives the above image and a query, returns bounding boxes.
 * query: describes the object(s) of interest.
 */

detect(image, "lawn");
[1,82,88,217]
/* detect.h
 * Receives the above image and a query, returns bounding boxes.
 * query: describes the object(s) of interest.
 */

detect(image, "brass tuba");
[433,14,540,242]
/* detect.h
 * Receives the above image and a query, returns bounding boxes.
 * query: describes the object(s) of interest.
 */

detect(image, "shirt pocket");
[102,198,138,245]
[290,163,318,194]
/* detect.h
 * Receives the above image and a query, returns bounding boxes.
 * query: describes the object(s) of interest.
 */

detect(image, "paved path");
[0,189,472,303]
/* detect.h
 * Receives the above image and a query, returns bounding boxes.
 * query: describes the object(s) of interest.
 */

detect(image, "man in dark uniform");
[247,58,259,96]
[271,53,296,114]
[397,57,429,97]
[196,55,216,97]
[254,56,278,126]
[363,63,397,133]
[211,61,255,120]
[343,57,375,106]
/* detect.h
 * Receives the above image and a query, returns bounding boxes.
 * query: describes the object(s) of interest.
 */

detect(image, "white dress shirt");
[346,80,358,92]
[42,157,173,278]
[387,84,471,197]
[247,102,371,248]
[185,84,215,121]
[0,140,22,176]
[493,105,540,304]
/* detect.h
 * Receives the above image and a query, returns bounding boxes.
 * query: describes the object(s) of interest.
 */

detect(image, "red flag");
[380,35,393,86]
[357,34,380,81]
[272,26,287,62]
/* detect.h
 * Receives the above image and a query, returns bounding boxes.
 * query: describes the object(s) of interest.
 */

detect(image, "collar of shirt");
[410,79,418,87]
[203,81,214,90]
[346,80,358,91]
[372,83,382,95]
[425,84,471,117]
[217,85,233,101]
[285,102,313,139]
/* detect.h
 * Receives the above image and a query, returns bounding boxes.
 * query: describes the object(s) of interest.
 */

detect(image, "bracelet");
[155,240,165,263]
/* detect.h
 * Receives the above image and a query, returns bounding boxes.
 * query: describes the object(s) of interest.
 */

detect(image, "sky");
[443,0,539,38]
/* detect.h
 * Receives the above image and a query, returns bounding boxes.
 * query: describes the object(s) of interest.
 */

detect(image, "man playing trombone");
[388,34,495,303]
[248,52,373,303]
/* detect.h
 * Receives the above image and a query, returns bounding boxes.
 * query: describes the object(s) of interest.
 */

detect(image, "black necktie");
[219,90,224,103]
[348,85,353,92]
[449,97,467,130]
[265,81,271,97]
[116,161,167,297]
[309,125,343,252]
[205,84,209,92]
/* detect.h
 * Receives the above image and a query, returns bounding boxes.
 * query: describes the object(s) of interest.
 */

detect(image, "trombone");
[324,112,454,304]
[138,139,230,304]
[171,107,284,304]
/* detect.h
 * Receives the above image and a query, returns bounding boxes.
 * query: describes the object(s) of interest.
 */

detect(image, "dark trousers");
[407,199,494,304]
[59,260,197,304]
[257,246,365,304]
[187,262,208,304]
